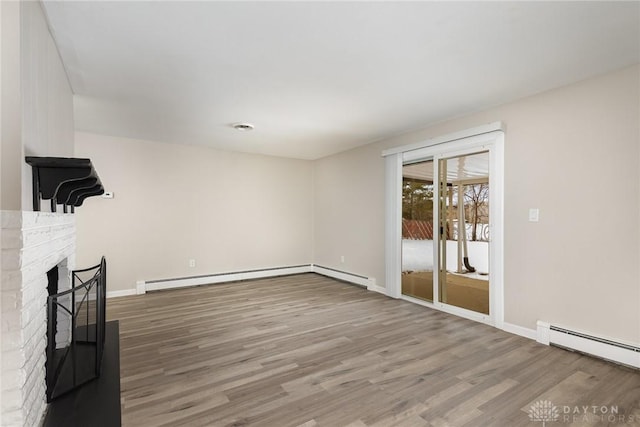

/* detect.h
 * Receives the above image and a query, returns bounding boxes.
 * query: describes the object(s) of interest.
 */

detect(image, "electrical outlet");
[529,208,539,222]
[188,259,196,268]
[340,255,345,263]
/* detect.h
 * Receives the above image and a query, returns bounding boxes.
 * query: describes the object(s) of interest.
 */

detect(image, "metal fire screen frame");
[46,257,107,402]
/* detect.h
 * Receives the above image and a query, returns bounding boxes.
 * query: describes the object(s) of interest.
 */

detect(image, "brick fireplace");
[1,211,76,426]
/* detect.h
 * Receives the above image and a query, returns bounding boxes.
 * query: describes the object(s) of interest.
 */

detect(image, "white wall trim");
[488,132,505,329]
[381,121,504,157]
[384,154,402,299]
[536,320,551,345]
[502,322,537,341]
[106,289,137,299]
[135,280,146,295]
[311,264,377,290]
[537,321,640,368]
[367,284,387,295]
[138,265,313,293]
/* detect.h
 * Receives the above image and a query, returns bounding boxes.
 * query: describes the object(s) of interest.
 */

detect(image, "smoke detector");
[232,123,254,131]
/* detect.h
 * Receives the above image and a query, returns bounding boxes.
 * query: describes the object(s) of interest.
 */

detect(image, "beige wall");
[0,1,74,211]
[20,1,75,210]
[313,65,640,344]
[75,132,313,292]
[313,139,385,278]
[1,1,22,210]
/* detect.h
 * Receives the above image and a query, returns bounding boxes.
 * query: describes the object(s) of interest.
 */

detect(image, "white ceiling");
[42,1,640,160]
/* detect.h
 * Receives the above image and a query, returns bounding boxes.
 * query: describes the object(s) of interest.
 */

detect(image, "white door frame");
[384,126,504,328]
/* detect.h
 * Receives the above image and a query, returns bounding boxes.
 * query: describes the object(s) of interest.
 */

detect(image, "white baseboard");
[125,264,382,298]
[106,289,137,299]
[537,321,640,368]
[139,265,313,293]
[136,280,146,295]
[311,265,377,290]
[367,284,387,295]
[536,320,550,345]
[502,322,537,341]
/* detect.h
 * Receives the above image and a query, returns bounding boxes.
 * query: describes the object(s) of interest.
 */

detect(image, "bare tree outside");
[464,183,489,241]
[402,178,488,241]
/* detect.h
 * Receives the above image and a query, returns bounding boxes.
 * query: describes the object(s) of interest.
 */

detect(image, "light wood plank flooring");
[107,274,640,427]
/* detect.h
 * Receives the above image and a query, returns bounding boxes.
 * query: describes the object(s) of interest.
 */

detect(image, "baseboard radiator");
[537,321,640,369]
[134,264,381,296]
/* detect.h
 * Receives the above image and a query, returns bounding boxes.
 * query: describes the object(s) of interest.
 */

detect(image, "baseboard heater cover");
[135,264,381,295]
[311,265,383,294]
[141,265,312,293]
[537,321,640,368]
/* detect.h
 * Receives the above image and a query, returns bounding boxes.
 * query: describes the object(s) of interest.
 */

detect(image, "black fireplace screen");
[46,257,107,402]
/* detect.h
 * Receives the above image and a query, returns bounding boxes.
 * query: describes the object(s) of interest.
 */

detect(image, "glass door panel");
[401,160,434,302]
[438,151,490,314]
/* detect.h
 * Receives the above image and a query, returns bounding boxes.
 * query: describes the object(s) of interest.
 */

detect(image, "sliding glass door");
[438,152,490,315]
[387,128,503,326]
[401,160,435,302]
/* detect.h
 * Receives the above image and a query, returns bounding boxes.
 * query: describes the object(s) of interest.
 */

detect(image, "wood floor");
[107,274,640,427]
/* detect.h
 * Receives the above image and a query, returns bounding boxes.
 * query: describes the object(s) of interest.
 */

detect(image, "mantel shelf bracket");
[25,156,105,212]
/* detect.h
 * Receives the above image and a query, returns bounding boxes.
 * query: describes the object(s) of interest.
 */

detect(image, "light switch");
[529,208,539,222]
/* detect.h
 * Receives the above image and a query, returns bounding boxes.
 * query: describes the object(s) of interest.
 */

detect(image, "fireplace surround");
[0,156,107,425]
[1,211,76,426]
